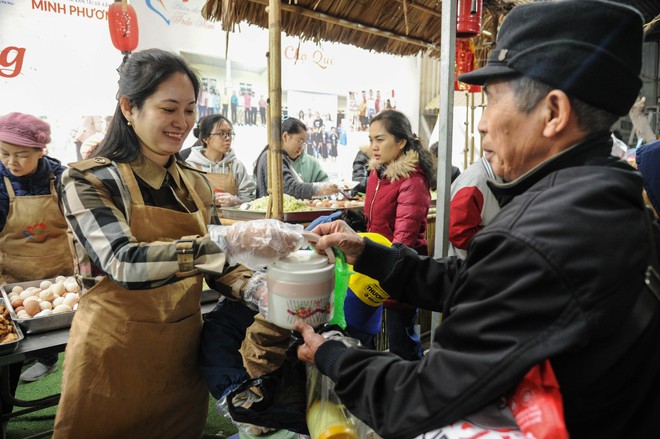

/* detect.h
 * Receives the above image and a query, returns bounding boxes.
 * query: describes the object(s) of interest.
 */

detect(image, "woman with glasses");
[254,117,340,199]
[187,114,255,207]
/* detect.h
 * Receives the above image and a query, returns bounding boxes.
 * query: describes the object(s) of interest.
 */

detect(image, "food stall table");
[0,292,221,439]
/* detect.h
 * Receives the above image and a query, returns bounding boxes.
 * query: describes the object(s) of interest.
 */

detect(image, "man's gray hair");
[509,76,619,134]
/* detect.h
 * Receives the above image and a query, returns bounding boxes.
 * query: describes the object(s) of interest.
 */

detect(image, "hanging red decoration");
[108,0,139,53]
[454,39,481,93]
[457,0,482,39]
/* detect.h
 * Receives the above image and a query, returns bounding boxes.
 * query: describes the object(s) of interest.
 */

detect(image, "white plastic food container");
[267,248,335,330]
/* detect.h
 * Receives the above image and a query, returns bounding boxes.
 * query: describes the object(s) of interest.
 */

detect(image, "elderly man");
[295,1,660,438]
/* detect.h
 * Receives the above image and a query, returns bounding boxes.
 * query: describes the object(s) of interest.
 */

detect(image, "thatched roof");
[201,0,518,59]
[201,0,660,59]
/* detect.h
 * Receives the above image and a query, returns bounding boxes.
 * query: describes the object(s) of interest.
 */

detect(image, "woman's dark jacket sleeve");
[255,150,315,200]
[351,151,370,195]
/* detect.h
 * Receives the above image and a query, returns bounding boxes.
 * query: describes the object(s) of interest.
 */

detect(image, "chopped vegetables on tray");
[247,195,315,212]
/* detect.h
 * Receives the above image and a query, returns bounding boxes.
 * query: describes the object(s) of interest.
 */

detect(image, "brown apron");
[53,162,210,439]
[0,176,74,283]
[192,162,238,196]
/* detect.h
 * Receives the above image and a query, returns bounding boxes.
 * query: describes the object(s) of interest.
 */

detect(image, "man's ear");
[119,96,135,123]
[542,90,572,138]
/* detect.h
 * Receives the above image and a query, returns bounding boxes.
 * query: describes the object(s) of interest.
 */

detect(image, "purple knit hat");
[0,112,51,148]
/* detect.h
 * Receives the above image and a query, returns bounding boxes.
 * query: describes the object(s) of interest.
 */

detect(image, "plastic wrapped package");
[305,332,370,439]
[208,219,305,269]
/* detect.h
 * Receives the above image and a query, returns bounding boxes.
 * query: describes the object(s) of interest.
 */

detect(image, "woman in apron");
[186,114,255,207]
[0,112,74,413]
[253,117,341,200]
[53,49,303,439]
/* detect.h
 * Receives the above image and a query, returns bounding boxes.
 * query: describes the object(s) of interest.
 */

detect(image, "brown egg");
[25,300,41,317]
[14,306,24,313]
[11,297,23,309]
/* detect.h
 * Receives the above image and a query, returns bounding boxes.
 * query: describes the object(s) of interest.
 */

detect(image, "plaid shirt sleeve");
[60,165,223,290]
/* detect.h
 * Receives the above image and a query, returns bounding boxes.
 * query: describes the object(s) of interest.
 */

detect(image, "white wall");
[0,0,420,165]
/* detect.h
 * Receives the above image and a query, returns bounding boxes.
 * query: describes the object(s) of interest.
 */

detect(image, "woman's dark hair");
[194,114,232,147]
[282,117,306,136]
[370,110,437,188]
[253,117,307,175]
[93,49,201,162]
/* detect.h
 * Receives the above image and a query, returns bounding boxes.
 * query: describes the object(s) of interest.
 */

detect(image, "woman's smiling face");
[122,72,197,166]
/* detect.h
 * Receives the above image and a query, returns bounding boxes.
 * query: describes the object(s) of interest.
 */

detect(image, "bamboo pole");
[266,0,284,220]
[245,0,441,53]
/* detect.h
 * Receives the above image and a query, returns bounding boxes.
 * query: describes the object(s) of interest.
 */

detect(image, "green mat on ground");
[6,354,238,439]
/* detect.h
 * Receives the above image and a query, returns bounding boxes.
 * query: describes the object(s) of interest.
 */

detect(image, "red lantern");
[108,0,139,53]
[457,0,482,39]
[454,40,481,92]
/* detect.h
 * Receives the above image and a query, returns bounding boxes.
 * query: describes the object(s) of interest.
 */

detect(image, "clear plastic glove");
[208,219,304,270]
[243,268,268,312]
[215,192,243,207]
[313,183,341,197]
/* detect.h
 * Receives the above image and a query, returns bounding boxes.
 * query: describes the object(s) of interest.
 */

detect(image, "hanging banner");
[454,39,481,93]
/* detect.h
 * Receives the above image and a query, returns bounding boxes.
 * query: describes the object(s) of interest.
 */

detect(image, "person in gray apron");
[0,112,74,392]
[186,114,255,207]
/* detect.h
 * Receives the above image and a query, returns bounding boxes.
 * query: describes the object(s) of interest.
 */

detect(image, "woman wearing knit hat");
[0,112,74,386]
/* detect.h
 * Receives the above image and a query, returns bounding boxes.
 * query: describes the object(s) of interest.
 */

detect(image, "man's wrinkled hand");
[309,220,365,265]
[294,320,328,364]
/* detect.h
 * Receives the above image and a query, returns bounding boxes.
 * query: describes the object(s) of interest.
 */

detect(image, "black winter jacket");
[351,147,371,196]
[315,133,660,438]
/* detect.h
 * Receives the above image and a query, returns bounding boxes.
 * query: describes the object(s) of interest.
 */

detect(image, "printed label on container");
[285,297,333,327]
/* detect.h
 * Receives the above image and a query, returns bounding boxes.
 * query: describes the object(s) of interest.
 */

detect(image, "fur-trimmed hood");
[359,145,373,158]
[368,150,420,182]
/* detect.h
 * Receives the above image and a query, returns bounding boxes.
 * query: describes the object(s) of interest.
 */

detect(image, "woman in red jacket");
[364,110,436,359]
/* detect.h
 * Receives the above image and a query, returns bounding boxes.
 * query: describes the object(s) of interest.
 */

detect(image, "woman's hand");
[208,220,304,269]
[314,183,341,197]
[215,192,242,207]
[294,321,327,364]
[309,220,365,265]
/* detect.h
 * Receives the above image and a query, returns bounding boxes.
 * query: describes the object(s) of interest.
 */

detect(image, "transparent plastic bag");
[208,220,305,269]
[306,364,357,439]
[305,331,370,439]
[221,359,309,435]
[216,392,277,436]
[243,268,268,313]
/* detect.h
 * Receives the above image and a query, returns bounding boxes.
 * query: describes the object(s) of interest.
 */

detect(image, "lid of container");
[268,249,335,283]
[271,250,329,271]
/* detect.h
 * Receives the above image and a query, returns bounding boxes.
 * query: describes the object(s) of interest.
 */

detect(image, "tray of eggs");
[0,276,80,334]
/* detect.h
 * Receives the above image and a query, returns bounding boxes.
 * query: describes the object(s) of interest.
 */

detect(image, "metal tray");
[220,207,336,223]
[0,298,24,355]
[1,278,75,334]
